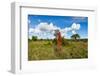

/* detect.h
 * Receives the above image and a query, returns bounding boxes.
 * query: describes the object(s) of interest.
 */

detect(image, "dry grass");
[28,40,88,60]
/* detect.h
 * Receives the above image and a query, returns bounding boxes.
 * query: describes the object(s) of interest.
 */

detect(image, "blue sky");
[28,15,88,39]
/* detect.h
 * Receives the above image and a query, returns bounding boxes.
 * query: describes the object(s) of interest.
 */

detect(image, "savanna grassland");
[28,39,88,61]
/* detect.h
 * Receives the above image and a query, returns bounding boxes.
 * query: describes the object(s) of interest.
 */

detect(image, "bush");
[62,37,69,46]
[32,36,37,41]
[52,38,57,45]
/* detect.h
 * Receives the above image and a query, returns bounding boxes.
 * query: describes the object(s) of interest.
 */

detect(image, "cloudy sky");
[28,15,88,39]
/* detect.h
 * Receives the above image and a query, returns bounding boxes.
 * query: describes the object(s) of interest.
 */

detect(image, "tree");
[32,36,37,41]
[71,34,80,40]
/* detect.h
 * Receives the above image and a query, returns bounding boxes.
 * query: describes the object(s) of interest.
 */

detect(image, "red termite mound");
[57,31,62,51]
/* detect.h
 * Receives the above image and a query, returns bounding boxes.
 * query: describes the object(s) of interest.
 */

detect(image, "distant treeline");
[28,38,88,42]
[65,39,88,42]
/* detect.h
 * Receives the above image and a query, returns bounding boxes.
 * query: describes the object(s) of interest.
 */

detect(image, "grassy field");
[28,40,88,60]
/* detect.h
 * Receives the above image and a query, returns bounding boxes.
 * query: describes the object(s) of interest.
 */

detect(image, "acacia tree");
[71,34,80,41]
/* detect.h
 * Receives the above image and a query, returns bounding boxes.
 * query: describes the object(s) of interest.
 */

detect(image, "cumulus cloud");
[71,23,80,34]
[29,22,57,39]
[72,30,76,34]
[29,28,41,34]
[71,23,80,30]
[60,23,80,36]
[28,22,81,39]
[37,22,60,32]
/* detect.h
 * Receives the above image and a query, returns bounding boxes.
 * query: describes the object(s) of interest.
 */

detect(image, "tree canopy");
[71,34,80,40]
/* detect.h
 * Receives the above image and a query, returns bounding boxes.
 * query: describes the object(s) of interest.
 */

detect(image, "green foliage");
[52,38,57,45]
[71,34,80,40]
[32,36,37,41]
[28,39,31,41]
[62,37,69,46]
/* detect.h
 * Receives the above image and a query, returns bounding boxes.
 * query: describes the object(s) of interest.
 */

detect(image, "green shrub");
[32,36,37,41]
[62,37,69,46]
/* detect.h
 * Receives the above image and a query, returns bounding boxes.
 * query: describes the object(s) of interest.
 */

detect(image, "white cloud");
[29,28,34,33]
[71,23,80,34]
[72,30,76,34]
[28,22,57,39]
[28,22,81,39]
[29,28,41,34]
[71,23,80,30]
[37,22,60,32]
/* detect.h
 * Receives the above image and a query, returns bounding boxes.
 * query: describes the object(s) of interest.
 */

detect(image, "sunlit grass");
[28,40,88,60]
